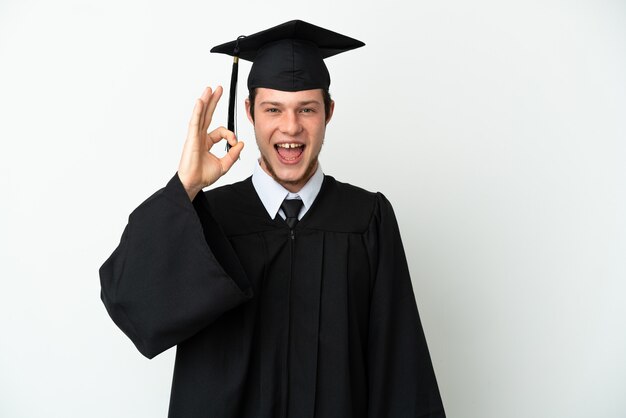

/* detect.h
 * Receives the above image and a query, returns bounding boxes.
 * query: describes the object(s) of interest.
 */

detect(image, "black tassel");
[226,36,245,151]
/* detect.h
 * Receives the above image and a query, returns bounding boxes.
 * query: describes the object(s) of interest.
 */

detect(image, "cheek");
[312,124,327,144]
[255,118,279,138]
[253,122,271,142]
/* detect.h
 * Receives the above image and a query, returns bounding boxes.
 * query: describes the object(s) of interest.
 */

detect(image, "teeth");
[276,143,303,148]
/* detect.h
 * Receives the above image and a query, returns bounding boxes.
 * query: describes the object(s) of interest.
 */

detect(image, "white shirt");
[251,160,324,221]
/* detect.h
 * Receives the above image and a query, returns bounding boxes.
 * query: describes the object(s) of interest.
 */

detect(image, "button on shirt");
[251,161,324,221]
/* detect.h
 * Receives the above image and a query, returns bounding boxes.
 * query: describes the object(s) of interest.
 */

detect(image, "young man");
[100,20,445,417]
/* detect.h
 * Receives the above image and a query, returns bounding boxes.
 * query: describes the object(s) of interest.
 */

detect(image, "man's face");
[246,88,334,193]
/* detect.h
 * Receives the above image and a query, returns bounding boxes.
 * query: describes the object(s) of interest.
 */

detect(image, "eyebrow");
[259,100,321,107]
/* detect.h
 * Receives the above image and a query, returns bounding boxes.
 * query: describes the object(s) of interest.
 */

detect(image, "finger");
[206,126,236,146]
[187,99,203,137]
[200,86,212,102]
[202,85,222,132]
[225,132,239,148]
[220,141,245,174]
[202,85,223,132]
[199,87,212,132]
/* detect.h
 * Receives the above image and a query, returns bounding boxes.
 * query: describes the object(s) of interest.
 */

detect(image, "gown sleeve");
[99,172,253,359]
[366,193,446,417]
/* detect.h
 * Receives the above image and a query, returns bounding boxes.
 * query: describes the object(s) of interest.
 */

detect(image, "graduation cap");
[210,20,365,149]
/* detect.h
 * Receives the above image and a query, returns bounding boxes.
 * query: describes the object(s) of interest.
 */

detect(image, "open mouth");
[275,143,305,162]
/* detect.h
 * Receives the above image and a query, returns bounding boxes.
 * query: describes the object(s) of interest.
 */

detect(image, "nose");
[279,110,303,136]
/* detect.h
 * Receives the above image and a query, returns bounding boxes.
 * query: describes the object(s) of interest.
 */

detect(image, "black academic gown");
[100,172,445,418]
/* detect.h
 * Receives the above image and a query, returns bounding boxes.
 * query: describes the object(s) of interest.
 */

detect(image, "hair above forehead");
[248,88,332,122]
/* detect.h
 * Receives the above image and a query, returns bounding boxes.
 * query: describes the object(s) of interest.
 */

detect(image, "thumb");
[220,141,245,174]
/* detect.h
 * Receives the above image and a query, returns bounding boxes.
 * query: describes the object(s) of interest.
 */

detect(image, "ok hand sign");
[177,86,244,200]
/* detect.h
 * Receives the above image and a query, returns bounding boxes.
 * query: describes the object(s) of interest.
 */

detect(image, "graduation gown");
[100,172,445,418]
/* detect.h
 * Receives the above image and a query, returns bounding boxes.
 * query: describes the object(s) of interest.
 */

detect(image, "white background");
[1,0,625,417]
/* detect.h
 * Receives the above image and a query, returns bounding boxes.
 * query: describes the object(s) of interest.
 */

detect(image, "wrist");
[176,172,202,201]
[185,186,201,201]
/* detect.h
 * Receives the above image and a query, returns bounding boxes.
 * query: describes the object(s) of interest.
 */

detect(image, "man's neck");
[252,160,324,220]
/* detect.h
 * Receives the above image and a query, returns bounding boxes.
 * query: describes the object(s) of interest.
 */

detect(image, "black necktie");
[281,199,303,229]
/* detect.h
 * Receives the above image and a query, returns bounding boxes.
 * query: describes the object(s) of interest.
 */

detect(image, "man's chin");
[272,170,307,186]
[262,156,318,190]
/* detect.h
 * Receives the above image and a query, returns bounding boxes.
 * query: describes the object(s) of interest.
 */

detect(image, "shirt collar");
[252,160,324,220]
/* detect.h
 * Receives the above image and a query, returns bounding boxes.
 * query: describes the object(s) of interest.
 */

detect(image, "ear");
[325,100,335,125]
[245,98,254,124]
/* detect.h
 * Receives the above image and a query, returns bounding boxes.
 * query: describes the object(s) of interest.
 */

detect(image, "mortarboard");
[210,20,365,149]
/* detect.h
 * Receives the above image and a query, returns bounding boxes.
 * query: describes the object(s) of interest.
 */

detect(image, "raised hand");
[177,86,245,200]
